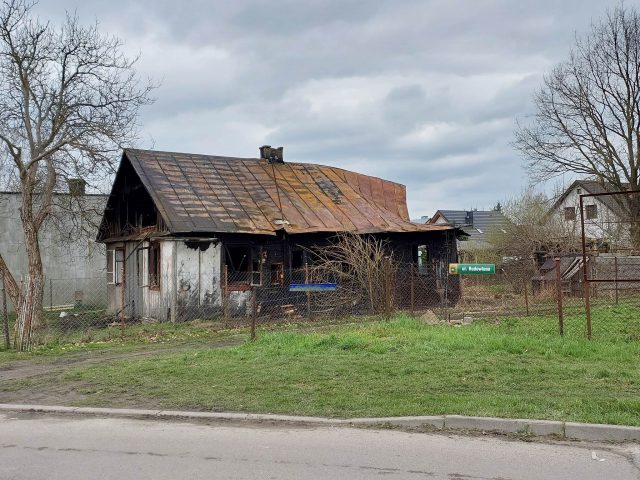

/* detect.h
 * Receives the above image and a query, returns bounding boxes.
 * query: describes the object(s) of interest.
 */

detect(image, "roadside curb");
[2,404,639,442]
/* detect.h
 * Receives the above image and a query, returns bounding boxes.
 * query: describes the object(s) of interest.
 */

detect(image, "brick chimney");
[260,145,284,164]
[67,178,87,196]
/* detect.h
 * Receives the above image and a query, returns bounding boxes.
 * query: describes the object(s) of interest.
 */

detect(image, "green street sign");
[449,263,496,275]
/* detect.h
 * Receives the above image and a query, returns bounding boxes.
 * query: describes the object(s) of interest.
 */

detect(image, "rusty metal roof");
[121,148,454,236]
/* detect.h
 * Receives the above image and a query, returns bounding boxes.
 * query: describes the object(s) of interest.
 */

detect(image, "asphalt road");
[1,413,639,479]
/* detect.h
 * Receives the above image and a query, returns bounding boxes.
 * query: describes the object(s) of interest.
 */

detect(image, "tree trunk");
[14,220,46,351]
[629,196,640,254]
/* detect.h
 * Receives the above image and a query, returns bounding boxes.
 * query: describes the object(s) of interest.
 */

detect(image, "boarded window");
[586,204,598,220]
[149,241,161,289]
[564,207,576,221]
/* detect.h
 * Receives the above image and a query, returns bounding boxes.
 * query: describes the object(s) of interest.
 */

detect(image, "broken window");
[225,245,250,284]
[148,241,161,289]
[564,207,576,221]
[270,263,284,286]
[107,248,124,285]
[417,245,429,273]
[586,204,598,220]
[291,249,304,270]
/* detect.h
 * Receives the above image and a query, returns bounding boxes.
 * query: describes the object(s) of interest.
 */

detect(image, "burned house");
[97,147,460,321]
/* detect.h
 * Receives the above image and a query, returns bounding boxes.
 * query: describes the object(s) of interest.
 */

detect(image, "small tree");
[307,233,396,316]
[0,0,154,350]
[491,189,581,290]
[515,4,640,249]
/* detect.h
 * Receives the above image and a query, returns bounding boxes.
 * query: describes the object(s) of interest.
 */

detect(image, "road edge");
[1,403,639,442]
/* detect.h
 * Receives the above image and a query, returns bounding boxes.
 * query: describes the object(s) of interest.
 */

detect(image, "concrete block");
[564,422,640,442]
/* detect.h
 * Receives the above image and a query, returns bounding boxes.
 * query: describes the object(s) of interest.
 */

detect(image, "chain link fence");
[2,255,639,348]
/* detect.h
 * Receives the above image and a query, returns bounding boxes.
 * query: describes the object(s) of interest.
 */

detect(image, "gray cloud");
[34,0,626,216]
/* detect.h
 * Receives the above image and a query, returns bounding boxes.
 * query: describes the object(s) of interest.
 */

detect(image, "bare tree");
[0,0,154,350]
[307,233,396,316]
[515,5,640,249]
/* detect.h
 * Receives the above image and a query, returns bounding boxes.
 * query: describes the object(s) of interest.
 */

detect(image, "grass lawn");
[0,320,247,364]
[56,312,640,425]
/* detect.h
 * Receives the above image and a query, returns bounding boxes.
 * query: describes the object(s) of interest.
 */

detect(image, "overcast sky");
[36,0,627,218]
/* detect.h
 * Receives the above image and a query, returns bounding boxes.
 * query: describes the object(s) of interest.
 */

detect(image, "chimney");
[260,145,284,164]
[67,178,87,196]
[464,210,473,226]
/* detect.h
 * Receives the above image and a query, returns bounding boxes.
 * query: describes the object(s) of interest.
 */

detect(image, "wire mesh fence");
[2,255,640,349]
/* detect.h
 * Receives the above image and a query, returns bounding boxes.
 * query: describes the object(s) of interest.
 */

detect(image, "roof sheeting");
[427,209,507,247]
[122,149,452,236]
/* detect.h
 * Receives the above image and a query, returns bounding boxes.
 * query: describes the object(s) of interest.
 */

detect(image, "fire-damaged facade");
[97,147,461,321]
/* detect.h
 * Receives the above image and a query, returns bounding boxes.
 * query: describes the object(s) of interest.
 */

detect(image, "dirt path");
[0,338,242,383]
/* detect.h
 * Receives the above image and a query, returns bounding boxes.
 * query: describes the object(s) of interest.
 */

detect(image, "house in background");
[0,184,107,311]
[97,147,462,321]
[549,179,631,252]
[426,209,508,262]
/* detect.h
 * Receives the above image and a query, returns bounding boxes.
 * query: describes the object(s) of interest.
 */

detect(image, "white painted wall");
[175,241,222,307]
[553,186,627,244]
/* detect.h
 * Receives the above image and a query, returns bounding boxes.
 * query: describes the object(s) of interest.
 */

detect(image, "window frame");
[107,247,124,285]
[270,262,284,286]
[148,241,161,290]
[564,207,576,221]
[585,204,598,220]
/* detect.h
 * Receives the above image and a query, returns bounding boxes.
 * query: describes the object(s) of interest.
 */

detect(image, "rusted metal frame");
[555,257,564,336]
[579,194,592,340]
[578,189,640,198]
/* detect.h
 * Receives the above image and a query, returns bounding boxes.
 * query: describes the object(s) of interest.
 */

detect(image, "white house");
[550,180,630,250]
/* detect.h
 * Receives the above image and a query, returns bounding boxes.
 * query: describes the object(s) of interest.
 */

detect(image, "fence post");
[523,277,529,317]
[555,257,564,336]
[223,264,229,323]
[304,263,312,319]
[584,266,592,340]
[49,278,53,312]
[2,277,9,350]
[614,255,619,305]
[410,263,415,316]
[250,286,257,341]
